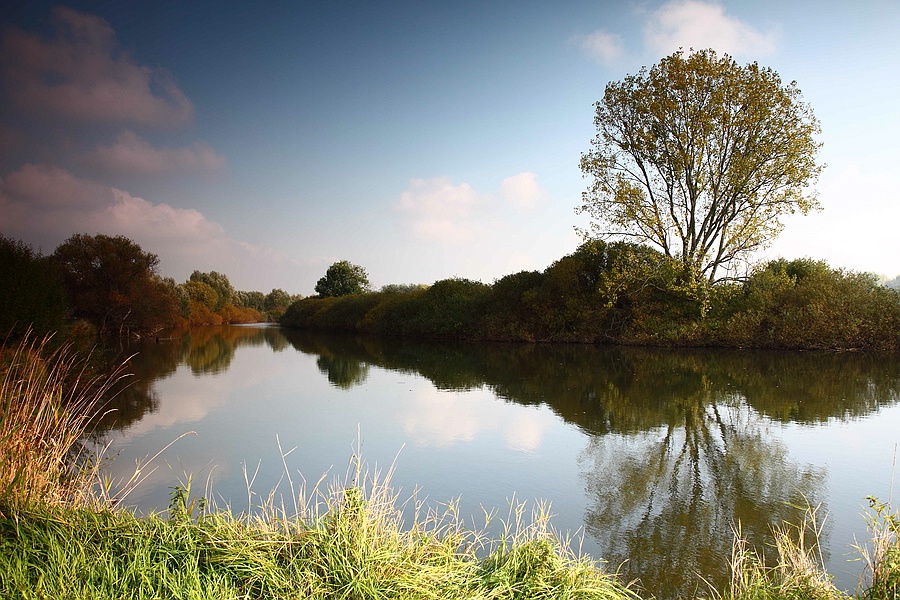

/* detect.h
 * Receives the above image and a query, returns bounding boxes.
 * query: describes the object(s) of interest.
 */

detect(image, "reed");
[724,503,847,600]
[0,332,122,507]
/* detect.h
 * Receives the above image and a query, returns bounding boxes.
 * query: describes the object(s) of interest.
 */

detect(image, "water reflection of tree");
[282,332,900,598]
[281,331,369,389]
[316,354,370,388]
[579,390,825,598]
[94,325,286,434]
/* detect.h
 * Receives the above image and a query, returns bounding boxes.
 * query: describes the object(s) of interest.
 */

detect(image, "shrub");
[0,234,68,339]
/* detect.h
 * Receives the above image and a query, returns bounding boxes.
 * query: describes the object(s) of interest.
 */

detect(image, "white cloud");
[0,164,305,288]
[0,163,224,245]
[574,30,625,66]
[90,131,225,175]
[501,172,547,212]
[0,6,193,127]
[398,177,481,243]
[644,0,778,58]
[398,173,549,244]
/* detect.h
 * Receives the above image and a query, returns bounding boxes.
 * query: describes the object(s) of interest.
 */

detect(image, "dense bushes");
[283,243,900,350]
[0,235,68,338]
[710,258,900,349]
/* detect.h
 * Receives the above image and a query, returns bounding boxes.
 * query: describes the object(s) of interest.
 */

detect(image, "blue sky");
[1,1,898,295]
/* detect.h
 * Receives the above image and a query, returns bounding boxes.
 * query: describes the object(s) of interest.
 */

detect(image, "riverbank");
[2,473,897,600]
[1,483,638,600]
[281,244,900,351]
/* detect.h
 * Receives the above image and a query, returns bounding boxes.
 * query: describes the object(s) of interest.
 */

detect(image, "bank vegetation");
[282,241,900,351]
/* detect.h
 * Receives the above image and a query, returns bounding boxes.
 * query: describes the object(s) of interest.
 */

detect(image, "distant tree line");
[282,241,900,351]
[1,232,301,339]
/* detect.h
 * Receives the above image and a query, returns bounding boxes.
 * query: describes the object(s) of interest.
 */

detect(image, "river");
[94,324,900,599]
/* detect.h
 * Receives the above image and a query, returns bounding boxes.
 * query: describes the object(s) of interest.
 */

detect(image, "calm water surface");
[98,325,900,599]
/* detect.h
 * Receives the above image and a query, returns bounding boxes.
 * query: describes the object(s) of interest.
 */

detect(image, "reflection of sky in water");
[100,343,582,540]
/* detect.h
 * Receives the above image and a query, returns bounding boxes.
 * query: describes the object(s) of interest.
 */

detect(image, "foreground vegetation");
[281,240,900,351]
[2,334,899,599]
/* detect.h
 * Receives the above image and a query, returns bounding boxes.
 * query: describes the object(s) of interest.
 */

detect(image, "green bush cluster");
[710,259,900,350]
[282,243,900,350]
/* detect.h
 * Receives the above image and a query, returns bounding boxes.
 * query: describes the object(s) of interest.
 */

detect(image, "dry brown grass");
[0,332,124,507]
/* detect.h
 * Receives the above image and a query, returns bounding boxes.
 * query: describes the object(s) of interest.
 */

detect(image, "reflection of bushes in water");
[316,354,370,388]
[283,330,900,429]
[95,325,288,433]
[178,325,284,375]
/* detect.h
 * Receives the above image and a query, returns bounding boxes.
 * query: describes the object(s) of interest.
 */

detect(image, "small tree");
[579,49,823,283]
[315,261,370,297]
[264,288,292,311]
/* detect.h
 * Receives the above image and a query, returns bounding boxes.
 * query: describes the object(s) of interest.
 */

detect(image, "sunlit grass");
[1,456,638,600]
[0,332,123,507]
[724,503,848,600]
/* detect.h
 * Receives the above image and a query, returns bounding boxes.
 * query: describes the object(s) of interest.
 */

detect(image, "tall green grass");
[1,453,638,600]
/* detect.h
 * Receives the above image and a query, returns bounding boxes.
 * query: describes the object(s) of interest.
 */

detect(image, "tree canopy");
[51,233,179,335]
[315,261,370,297]
[578,49,823,283]
[189,271,235,311]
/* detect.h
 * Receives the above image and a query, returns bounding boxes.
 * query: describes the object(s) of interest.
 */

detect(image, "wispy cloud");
[398,177,481,243]
[89,131,226,175]
[573,30,625,66]
[644,0,778,58]
[501,172,547,212]
[0,6,194,127]
[0,163,225,248]
[0,163,308,289]
[398,173,550,245]
[577,1,778,66]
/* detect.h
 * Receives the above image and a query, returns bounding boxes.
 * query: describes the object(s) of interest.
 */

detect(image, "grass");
[1,333,899,599]
[723,503,847,600]
[0,459,637,599]
[0,332,124,507]
[855,495,900,600]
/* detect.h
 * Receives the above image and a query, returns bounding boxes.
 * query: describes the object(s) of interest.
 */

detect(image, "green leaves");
[315,261,371,298]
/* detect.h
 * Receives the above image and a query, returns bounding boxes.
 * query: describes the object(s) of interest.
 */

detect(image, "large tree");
[52,234,179,336]
[578,49,823,283]
[315,261,370,297]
